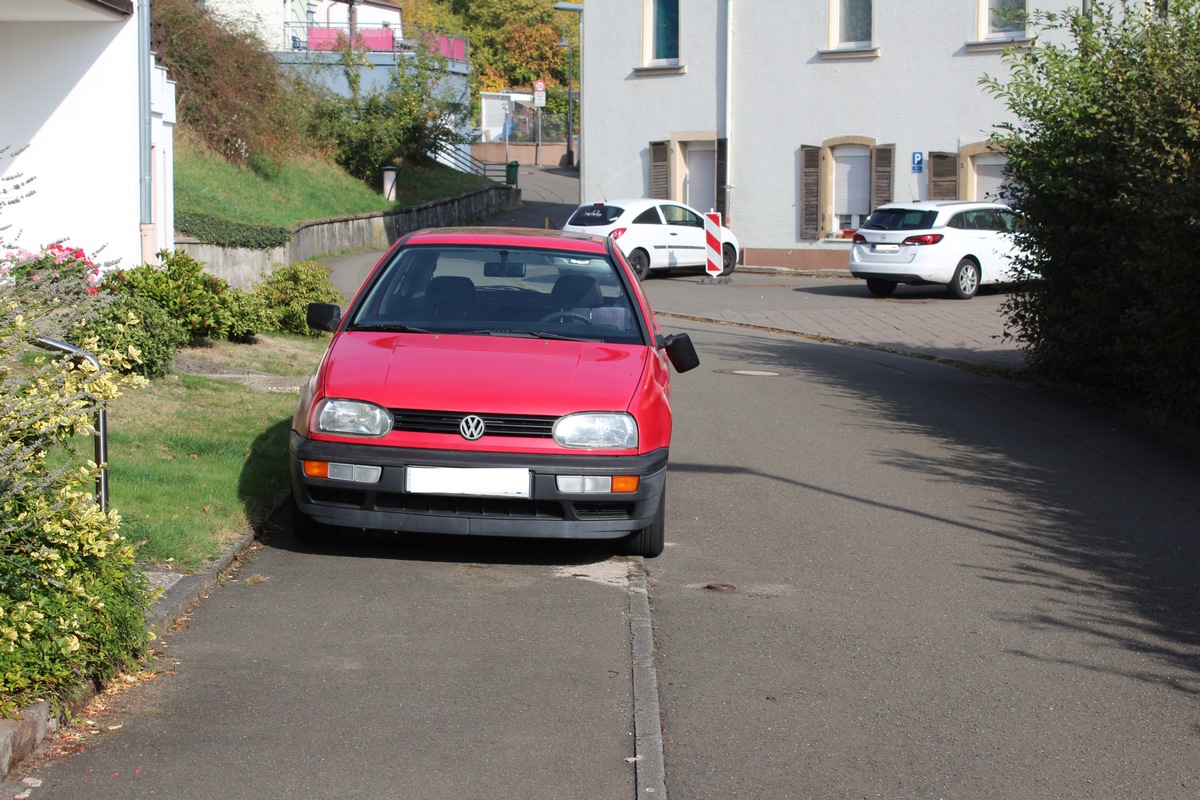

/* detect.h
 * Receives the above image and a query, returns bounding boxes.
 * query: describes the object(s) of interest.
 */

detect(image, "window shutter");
[801,145,820,240]
[649,141,669,200]
[872,145,894,208]
[928,152,959,200]
[716,138,728,218]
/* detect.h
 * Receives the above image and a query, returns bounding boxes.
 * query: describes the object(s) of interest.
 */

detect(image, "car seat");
[425,275,476,321]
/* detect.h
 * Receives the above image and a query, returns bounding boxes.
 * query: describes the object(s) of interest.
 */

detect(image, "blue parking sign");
[912,152,924,173]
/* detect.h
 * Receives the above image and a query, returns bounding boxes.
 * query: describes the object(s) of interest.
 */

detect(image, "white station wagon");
[849,201,1024,299]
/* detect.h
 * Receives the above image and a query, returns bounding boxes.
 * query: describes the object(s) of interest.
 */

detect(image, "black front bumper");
[289,432,669,540]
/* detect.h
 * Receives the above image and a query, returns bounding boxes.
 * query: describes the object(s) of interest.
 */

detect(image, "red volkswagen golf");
[289,228,699,557]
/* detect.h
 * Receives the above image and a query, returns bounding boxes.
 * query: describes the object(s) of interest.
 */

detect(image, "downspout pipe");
[724,0,734,223]
[138,0,152,228]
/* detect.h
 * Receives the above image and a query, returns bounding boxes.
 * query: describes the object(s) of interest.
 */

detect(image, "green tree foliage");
[397,0,578,110]
[984,1,1200,419]
[309,41,471,182]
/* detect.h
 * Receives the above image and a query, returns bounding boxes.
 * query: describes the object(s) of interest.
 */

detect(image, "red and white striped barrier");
[704,212,723,277]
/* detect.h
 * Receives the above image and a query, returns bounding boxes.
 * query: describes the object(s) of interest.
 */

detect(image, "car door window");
[632,208,663,225]
[660,204,702,227]
[947,213,969,230]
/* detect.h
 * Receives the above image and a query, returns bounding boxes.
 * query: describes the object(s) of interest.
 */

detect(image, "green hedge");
[986,2,1200,420]
[175,212,292,250]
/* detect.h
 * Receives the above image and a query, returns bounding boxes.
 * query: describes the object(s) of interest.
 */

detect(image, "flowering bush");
[0,242,151,717]
[1,244,102,297]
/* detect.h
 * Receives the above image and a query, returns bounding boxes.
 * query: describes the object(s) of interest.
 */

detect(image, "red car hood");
[321,332,650,414]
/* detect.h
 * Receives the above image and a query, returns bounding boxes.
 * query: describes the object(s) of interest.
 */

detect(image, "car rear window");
[861,209,939,231]
[567,205,624,226]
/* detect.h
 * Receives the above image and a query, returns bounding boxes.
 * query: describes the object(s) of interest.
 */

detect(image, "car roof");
[576,198,682,211]
[402,227,610,253]
[873,200,1011,211]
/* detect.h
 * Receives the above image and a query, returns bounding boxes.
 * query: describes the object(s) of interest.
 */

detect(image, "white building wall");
[0,19,143,268]
[205,0,278,45]
[581,1,1075,264]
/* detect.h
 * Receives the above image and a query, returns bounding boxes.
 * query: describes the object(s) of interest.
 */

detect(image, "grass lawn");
[174,132,494,229]
[66,334,331,572]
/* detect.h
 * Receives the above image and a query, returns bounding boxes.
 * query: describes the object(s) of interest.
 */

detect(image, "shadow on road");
[678,320,1200,698]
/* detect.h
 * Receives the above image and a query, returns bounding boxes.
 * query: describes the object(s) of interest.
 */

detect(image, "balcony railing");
[283,21,469,64]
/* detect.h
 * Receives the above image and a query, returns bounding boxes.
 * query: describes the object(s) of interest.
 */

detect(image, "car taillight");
[852,233,866,244]
[609,228,627,240]
[901,234,944,246]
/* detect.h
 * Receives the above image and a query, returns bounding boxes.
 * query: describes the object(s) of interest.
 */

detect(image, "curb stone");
[0,531,261,782]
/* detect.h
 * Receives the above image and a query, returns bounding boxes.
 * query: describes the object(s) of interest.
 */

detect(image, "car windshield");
[861,209,939,231]
[567,205,625,226]
[346,245,645,345]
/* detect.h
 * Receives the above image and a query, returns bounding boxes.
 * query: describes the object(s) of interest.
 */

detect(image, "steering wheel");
[538,311,595,325]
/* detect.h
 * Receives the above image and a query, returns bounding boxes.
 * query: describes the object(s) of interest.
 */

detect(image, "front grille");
[391,409,556,438]
[573,502,635,520]
[377,493,565,519]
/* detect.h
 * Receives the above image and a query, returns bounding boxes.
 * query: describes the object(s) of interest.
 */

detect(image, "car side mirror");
[306,302,342,333]
[660,332,700,373]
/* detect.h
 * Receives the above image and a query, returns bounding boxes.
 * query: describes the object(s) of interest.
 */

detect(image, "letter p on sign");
[705,213,723,277]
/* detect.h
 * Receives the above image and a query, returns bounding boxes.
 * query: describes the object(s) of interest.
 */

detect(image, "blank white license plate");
[872,243,900,254]
[405,467,531,498]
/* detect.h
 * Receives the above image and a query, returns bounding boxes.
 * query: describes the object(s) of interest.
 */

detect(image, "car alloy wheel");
[950,258,980,300]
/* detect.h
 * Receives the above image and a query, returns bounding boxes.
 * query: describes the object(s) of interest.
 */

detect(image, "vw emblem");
[459,415,486,440]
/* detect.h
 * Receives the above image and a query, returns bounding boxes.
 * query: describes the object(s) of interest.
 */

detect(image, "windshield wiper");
[471,329,595,341]
[348,323,434,333]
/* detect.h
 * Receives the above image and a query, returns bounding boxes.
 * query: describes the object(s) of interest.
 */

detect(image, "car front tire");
[866,278,897,297]
[949,258,981,300]
[720,244,737,277]
[628,249,651,280]
[621,492,665,558]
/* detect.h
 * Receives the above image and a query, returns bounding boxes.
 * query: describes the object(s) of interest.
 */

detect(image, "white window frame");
[978,0,1027,40]
[643,0,681,68]
[829,0,873,50]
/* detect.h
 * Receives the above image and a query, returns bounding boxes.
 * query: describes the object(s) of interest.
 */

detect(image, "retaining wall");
[177,183,520,290]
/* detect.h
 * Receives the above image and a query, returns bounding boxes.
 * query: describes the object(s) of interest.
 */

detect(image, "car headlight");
[315,399,392,437]
[553,413,638,449]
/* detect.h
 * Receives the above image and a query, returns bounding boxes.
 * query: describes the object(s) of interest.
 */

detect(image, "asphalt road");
[11,308,1199,800]
[650,317,1200,798]
[6,172,1200,798]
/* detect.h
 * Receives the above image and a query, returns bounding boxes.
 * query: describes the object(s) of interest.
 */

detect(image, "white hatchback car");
[562,199,740,279]
[849,201,1023,299]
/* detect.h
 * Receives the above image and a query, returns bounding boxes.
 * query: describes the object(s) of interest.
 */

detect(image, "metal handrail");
[35,338,108,512]
[432,142,507,181]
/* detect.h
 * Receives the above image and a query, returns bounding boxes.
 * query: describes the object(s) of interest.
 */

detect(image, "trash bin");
[381,166,397,201]
[506,161,519,186]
